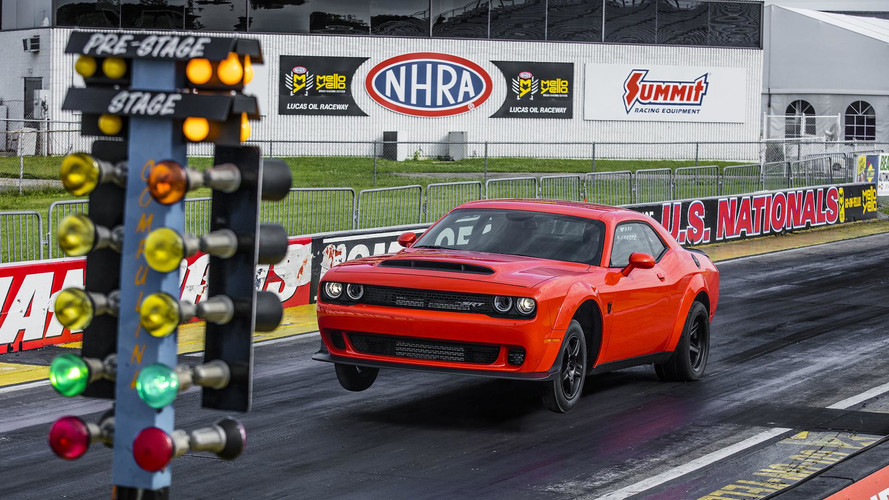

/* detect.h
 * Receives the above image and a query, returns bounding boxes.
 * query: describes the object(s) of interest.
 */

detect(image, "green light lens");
[136,363,180,409]
[54,288,94,331]
[139,293,180,338]
[49,353,90,397]
[60,153,101,196]
[57,215,96,257]
[144,228,185,273]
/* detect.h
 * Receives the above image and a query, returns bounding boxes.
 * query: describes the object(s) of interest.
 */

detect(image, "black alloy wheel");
[655,301,710,381]
[334,363,379,392]
[542,320,587,413]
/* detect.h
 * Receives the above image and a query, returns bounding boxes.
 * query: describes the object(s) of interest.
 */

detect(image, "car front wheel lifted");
[334,363,379,392]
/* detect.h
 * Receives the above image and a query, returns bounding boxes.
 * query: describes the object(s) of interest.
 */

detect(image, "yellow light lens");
[60,153,100,196]
[144,228,185,273]
[57,215,96,256]
[102,57,127,79]
[54,288,94,331]
[139,293,180,338]
[217,52,243,86]
[243,55,253,84]
[75,56,97,78]
[98,114,122,136]
[240,112,251,142]
[186,58,213,85]
[183,117,209,142]
[147,160,188,205]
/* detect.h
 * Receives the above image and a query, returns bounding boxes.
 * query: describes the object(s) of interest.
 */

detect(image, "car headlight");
[324,282,343,299]
[346,283,364,300]
[493,296,513,313]
[516,297,536,315]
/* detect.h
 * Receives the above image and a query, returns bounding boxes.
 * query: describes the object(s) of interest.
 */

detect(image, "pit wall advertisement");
[857,154,889,197]
[0,183,877,354]
[0,237,312,354]
[583,64,747,123]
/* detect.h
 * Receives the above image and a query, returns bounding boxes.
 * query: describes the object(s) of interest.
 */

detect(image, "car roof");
[455,198,642,224]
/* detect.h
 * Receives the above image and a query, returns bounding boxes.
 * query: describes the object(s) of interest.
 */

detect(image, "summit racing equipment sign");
[631,183,877,245]
[365,53,492,117]
[584,64,746,122]
[490,61,573,119]
[279,56,367,116]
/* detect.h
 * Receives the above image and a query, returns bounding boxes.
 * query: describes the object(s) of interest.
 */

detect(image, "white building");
[0,1,767,159]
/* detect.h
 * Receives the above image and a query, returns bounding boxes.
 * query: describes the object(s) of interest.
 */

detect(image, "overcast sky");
[763,0,889,11]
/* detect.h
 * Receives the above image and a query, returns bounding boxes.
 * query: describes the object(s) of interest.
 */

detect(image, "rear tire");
[542,320,587,413]
[655,301,709,381]
[334,363,379,392]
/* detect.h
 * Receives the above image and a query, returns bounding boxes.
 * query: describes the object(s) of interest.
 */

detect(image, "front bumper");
[313,347,561,381]
[315,301,564,377]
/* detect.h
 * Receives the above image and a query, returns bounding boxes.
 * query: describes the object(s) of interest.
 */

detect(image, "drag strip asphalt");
[3,232,889,499]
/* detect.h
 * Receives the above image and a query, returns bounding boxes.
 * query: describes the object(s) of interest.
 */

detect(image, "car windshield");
[414,208,605,265]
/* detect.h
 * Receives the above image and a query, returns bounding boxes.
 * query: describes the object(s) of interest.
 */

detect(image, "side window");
[638,223,667,260]
[609,222,667,267]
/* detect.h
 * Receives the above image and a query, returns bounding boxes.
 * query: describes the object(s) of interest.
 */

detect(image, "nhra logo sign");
[365,53,492,117]
[623,69,708,113]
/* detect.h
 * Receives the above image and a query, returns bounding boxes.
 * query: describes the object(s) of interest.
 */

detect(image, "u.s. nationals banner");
[631,183,878,245]
[0,237,313,354]
[584,64,746,123]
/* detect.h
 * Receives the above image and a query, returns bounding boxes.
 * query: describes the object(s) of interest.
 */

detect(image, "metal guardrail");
[424,181,482,223]
[485,176,538,200]
[0,210,42,263]
[5,153,885,264]
[356,185,423,229]
[540,175,583,201]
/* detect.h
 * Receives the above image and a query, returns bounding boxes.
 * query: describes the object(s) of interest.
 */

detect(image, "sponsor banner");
[489,61,573,119]
[630,183,878,245]
[365,53,492,117]
[859,154,889,196]
[0,238,312,354]
[279,56,367,116]
[310,225,429,300]
[584,64,746,123]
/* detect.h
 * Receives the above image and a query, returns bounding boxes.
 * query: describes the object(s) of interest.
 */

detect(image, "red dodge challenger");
[314,199,719,412]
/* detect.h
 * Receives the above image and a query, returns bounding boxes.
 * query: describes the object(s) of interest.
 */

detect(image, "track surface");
[4,234,889,499]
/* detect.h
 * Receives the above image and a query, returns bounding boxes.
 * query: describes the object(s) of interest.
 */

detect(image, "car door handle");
[656,272,665,281]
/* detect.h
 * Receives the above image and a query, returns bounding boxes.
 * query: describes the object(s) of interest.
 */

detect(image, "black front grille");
[362,285,495,314]
[349,333,500,364]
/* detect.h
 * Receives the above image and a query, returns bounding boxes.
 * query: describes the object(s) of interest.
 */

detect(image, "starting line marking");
[596,381,889,499]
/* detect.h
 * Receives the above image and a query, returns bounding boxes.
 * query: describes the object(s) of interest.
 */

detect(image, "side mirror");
[397,232,417,248]
[621,252,655,277]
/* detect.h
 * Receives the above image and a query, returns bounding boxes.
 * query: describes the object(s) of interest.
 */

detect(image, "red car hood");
[327,249,588,288]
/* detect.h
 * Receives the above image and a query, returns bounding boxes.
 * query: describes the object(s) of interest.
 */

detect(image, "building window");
[844,101,876,141]
[432,0,490,39]
[604,0,656,44]
[490,0,545,41]
[785,100,815,138]
[547,0,602,42]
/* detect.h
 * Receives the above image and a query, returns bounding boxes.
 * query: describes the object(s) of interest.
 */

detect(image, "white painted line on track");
[595,428,792,500]
[828,380,889,410]
[596,380,889,499]
[0,380,47,394]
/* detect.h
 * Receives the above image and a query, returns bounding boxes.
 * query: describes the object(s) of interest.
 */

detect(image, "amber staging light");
[147,160,188,205]
[75,56,97,78]
[217,52,243,86]
[183,117,210,142]
[186,58,213,85]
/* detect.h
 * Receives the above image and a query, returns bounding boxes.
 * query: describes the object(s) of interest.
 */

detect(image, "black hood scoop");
[379,259,495,275]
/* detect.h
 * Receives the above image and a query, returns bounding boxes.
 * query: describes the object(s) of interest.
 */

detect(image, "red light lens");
[133,427,174,472]
[49,416,91,460]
